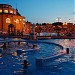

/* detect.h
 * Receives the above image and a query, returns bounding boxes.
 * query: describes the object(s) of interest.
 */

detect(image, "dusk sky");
[0,0,74,23]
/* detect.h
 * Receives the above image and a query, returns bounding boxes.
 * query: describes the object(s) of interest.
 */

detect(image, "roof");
[52,22,63,26]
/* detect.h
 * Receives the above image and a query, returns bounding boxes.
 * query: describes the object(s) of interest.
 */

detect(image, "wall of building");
[0,4,26,35]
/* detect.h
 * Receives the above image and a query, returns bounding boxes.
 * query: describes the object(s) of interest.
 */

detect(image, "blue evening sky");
[0,0,74,23]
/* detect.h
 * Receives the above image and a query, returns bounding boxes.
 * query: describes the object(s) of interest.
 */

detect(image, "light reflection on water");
[41,39,75,52]
[37,43,62,57]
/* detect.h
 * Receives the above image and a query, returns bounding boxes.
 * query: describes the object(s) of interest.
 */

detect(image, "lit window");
[0,9,2,13]
[20,19,22,21]
[14,11,16,14]
[23,23,25,24]
[4,10,8,13]
[10,10,13,14]
[6,18,11,23]
[16,19,19,24]
[23,19,25,21]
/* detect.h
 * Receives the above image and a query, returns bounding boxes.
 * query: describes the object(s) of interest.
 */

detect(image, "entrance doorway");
[8,24,15,35]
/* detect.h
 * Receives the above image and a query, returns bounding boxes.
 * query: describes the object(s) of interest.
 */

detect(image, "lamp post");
[32,24,35,33]
[32,24,37,40]
[56,17,61,22]
[69,19,71,23]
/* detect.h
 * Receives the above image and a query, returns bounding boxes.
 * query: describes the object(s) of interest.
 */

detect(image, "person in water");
[33,44,36,48]
[24,60,29,66]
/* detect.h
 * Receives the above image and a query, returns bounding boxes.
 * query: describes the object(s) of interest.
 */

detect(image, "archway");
[8,24,15,35]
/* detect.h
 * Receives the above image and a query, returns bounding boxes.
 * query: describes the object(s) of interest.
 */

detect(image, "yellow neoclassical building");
[0,4,26,35]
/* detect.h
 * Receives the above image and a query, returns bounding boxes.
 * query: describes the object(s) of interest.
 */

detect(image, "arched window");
[0,9,2,13]
[16,19,19,24]
[10,10,13,14]
[6,18,11,23]
[4,10,8,13]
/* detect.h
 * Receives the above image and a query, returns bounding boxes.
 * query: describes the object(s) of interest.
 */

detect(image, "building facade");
[35,22,75,36]
[0,4,26,35]
[25,21,32,34]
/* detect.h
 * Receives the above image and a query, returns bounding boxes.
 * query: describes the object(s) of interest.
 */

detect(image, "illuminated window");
[23,23,25,24]
[10,10,13,14]
[16,19,19,24]
[14,10,16,14]
[0,9,2,13]
[4,10,8,13]
[23,19,25,21]
[14,12,16,14]
[6,18,11,23]
[20,19,22,21]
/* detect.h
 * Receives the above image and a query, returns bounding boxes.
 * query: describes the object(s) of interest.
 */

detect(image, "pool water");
[0,39,75,75]
[20,39,75,75]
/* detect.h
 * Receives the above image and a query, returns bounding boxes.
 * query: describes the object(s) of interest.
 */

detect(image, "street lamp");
[32,24,35,33]
[69,19,71,23]
[56,17,61,22]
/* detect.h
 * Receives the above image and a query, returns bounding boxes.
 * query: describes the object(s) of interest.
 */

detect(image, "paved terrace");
[0,35,75,40]
[37,36,75,39]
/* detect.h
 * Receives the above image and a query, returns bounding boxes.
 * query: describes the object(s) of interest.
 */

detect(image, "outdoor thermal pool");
[17,39,75,75]
[0,39,75,75]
